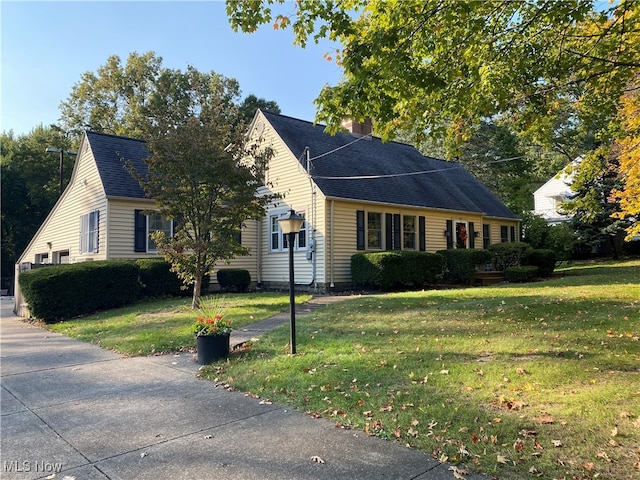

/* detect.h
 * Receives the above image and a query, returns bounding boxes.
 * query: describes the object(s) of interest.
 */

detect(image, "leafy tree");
[522,213,574,261]
[132,67,277,308]
[227,1,638,142]
[239,94,281,123]
[1,126,75,290]
[59,51,279,139]
[59,51,163,139]
[611,74,640,239]
[563,152,628,258]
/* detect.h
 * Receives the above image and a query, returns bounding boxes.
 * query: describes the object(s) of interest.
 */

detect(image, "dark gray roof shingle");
[263,111,518,219]
[86,131,149,199]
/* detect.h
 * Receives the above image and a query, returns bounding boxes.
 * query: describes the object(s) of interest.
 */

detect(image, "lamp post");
[277,209,305,354]
[45,148,78,196]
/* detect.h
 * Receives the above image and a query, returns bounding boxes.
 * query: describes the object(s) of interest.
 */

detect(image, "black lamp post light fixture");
[277,209,305,354]
[45,148,78,196]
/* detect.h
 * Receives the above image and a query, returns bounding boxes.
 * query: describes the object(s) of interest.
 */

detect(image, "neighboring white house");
[533,158,581,224]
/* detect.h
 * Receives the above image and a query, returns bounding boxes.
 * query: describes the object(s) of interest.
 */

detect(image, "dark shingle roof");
[85,131,149,199]
[263,111,518,219]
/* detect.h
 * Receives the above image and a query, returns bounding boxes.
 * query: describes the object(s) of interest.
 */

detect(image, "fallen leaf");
[497,454,509,464]
[310,455,325,464]
[610,426,618,437]
[552,440,563,447]
[449,465,468,480]
[259,399,273,405]
[140,452,147,458]
[534,416,554,424]
[407,427,418,437]
[204,435,212,439]
[440,369,449,375]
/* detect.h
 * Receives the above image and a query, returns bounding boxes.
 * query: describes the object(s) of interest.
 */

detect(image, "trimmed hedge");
[351,251,443,290]
[505,265,539,283]
[217,268,251,292]
[488,242,533,271]
[436,249,493,284]
[136,258,187,298]
[19,260,140,323]
[524,249,557,277]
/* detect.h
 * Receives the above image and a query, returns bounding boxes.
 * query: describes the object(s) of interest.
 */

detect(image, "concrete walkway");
[1,295,488,480]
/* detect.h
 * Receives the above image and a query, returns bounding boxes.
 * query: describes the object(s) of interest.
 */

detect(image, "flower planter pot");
[196,333,230,365]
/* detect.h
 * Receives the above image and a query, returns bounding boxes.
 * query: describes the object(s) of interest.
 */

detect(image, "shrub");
[136,258,186,298]
[488,242,533,271]
[19,260,140,322]
[351,251,443,290]
[525,249,557,277]
[505,265,539,283]
[436,249,493,284]
[217,268,251,292]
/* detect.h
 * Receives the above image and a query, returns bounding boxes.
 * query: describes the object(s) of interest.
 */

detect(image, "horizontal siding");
[326,201,519,285]
[107,199,156,259]
[19,143,107,265]
[252,113,321,285]
[212,219,258,284]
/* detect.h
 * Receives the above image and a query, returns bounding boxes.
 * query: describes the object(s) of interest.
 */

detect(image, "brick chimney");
[341,117,373,138]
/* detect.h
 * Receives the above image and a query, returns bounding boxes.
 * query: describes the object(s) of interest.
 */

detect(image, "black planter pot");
[196,333,230,365]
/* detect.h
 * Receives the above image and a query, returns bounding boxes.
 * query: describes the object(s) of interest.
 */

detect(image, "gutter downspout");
[295,146,317,290]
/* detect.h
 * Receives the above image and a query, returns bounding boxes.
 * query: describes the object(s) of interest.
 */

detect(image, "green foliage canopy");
[227,1,639,147]
[131,67,278,308]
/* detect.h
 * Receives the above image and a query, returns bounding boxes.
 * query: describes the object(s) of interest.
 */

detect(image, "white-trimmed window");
[403,215,416,250]
[270,211,307,251]
[80,210,99,254]
[367,212,382,249]
[147,213,173,252]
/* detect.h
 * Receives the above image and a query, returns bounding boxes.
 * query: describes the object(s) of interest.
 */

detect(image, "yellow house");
[15,111,519,315]
[248,111,519,291]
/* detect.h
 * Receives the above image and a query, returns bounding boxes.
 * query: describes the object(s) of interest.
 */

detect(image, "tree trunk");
[192,274,202,309]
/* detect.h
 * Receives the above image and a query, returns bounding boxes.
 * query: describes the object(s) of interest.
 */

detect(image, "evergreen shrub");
[136,258,186,298]
[19,260,140,323]
[524,249,557,277]
[488,242,533,270]
[505,265,539,283]
[436,249,493,284]
[217,268,251,292]
[351,251,443,290]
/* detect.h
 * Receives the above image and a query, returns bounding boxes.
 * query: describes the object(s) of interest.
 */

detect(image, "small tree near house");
[133,68,277,308]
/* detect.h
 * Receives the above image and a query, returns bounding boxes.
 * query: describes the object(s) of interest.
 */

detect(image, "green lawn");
[199,259,640,480]
[47,292,311,356]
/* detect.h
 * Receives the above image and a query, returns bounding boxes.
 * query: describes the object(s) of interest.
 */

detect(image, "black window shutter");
[419,216,426,251]
[134,210,147,252]
[385,213,393,250]
[393,214,401,250]
[469,221,475,249]
[446,220,454,249]
[510,225,516,242]
[356,210,365,250]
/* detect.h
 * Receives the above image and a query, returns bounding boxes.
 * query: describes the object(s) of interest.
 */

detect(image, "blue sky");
[1,1,344,136]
